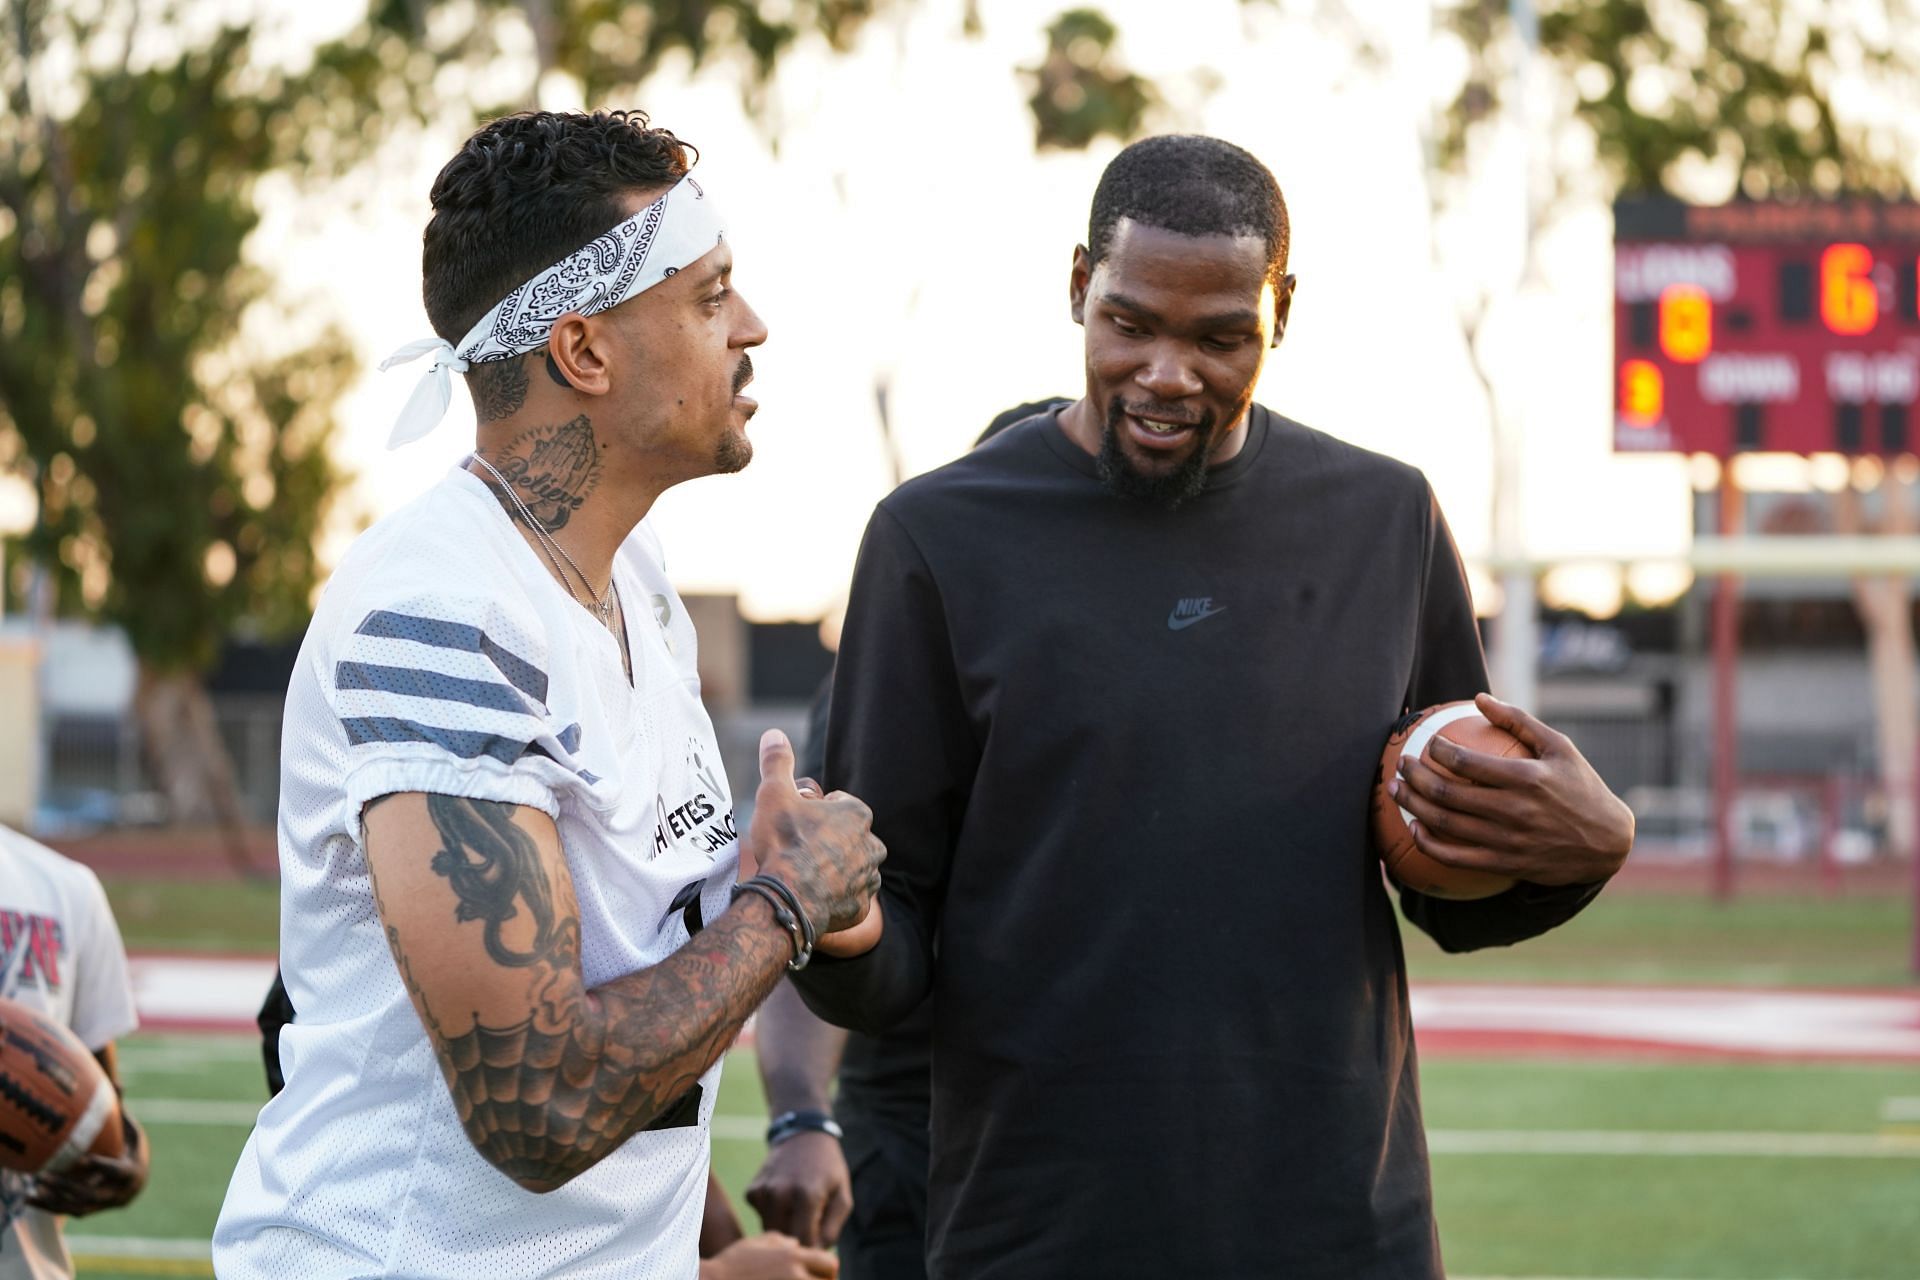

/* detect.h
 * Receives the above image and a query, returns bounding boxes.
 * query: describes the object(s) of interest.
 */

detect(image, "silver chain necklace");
[469,452,619,629]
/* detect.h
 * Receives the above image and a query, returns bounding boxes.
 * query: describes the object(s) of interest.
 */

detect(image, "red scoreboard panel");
[1613,198,1920,456]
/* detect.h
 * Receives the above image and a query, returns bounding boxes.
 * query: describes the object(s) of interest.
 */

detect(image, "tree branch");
[107,0,145,265]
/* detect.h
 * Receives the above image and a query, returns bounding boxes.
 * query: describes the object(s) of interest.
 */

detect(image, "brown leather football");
[1373,700,1530,900]
[0,995,125,1174]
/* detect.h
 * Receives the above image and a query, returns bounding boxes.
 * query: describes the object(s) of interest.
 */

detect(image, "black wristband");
[766,1108,844,1147]
[732,881,810,971]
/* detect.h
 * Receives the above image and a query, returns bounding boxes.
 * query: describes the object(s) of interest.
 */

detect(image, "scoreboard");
[1613,198,1920,456]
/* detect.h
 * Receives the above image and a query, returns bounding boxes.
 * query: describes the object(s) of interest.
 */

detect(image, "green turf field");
[103,874,1920,988]
[59,1036,1920,1280]
[102,878,282,955]
[1401,892,1919,989]
[69,880,1920,1276]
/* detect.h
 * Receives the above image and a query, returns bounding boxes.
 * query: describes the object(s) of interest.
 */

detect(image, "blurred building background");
[17,551,1919,887]
[17,598,829,831]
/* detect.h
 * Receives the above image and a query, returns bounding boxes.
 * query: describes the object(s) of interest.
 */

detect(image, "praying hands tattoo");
[480,415,602,531]
[375,796,790,1193]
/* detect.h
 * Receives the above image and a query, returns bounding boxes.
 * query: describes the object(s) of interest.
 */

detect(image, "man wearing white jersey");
[1,827,148,1280]
[215,110,884,1280]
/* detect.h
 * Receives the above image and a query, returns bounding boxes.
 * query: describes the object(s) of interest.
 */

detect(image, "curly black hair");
[422,110,694,418]
[1087,134,1289,284]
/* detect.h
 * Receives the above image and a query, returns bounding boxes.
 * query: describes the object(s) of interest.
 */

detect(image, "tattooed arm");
[363,730,885,1194]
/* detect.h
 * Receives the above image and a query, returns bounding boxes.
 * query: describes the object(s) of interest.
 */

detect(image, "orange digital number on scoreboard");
[1821,243,1878,335]
[1657,284,1712,363]
[1620,359,1664,426]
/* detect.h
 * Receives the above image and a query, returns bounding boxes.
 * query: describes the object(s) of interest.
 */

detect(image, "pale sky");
[249,0,1700,622]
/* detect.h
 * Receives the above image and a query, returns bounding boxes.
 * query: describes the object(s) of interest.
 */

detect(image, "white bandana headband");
[380,175,726,447]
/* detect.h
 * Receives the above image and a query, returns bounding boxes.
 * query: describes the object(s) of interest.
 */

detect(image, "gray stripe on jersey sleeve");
[334,662,534,714]
[352,610,549,704]
[341,716,531,765]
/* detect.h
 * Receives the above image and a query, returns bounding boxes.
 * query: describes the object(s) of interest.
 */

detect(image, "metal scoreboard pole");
[1710,471,1742,902]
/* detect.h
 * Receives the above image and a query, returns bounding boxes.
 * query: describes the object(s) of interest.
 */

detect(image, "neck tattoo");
[470,450,619,629]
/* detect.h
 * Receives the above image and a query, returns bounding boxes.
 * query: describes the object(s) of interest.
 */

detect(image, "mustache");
[732,355,754,395]
[1113,401,1198,429]
[1108,399,1211,431]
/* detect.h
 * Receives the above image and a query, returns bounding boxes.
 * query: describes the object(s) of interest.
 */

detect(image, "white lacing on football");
[1395,703,1487,829]
[41,1078,116,1175]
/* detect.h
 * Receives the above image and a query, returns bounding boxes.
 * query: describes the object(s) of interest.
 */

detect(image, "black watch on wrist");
[766,1108,844,1147]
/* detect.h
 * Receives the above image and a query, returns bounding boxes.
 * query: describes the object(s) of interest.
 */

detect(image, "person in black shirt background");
[788,135,1635,1278]
[746,399,1066,1280]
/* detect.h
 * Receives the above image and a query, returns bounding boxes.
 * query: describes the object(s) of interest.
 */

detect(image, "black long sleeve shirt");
[796,408,1603,1278]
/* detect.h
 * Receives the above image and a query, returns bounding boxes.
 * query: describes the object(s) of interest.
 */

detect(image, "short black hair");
[422,110,693,415]
[1087,134,1289,283]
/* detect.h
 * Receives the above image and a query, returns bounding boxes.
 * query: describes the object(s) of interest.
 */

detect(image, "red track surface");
[125,952,1920,1063]
[1409,982,1920,1062]
[51,826,1916,896]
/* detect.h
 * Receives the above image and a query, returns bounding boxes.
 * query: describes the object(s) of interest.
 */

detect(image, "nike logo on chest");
[1168,597,1226,630]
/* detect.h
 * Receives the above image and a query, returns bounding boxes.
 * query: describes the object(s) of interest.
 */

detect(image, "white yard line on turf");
[712,1115,763,1140]
[134,1098,267,1125]
[1430,1129,1920,1157]
[65,1235,209,1260]
[130,1099,1920,1158]
[1880,1095,1920,1122]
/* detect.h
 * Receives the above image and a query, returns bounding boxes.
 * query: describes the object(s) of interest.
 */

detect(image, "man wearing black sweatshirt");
[794,135,1635,1278]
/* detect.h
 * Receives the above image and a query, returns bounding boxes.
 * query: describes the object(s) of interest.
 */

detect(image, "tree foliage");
[326,0,899,122]
[1,0,1165,672]
[1021,8,1155,151]
[0,0,1159,827]
[0,0,919,673]
[524,0,887,104]
[0,14,358,671]
[1437,0,1914,200]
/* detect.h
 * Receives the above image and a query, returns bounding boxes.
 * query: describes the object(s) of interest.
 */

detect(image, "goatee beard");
[1095,400,1212,509]
[716,353,755,473]
[714,432,752,474]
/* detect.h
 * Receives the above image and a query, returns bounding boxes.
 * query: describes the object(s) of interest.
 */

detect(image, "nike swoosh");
[1167,606,1227,631]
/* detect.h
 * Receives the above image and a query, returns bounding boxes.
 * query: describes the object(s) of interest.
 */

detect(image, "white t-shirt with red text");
[0,828,139,1280]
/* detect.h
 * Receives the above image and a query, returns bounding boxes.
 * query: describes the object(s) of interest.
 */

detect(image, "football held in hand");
[0,995,125,1175]
[1373,701,1533,900]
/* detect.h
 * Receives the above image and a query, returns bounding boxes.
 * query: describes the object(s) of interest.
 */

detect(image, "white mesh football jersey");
[0,828,139,1280]
[214,466,743,1280]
